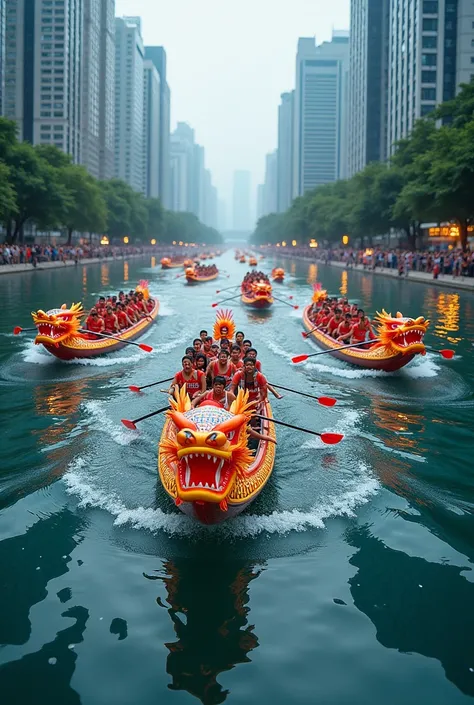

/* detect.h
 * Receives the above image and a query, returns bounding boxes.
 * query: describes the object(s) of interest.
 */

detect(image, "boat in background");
[241,279,274,308]
[271,267,285,282]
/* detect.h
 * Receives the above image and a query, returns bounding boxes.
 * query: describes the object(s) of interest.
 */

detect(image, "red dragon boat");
[185,267,219,284]
[302,286,429,372]
[241,279,273,308]
[31,283,159,361]
[161,257,184,269]
[158,387,276,524]
[271,267,285,282]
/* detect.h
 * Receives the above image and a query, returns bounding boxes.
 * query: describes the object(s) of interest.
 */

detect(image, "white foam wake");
[81,400,136,445]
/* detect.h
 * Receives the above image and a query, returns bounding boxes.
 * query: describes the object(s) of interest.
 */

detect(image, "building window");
[422,88,436,100]
[422,36,437,48]
[421,104,434,116]
[423,18,438,31]
[422,1,438,13]
[422,53,437,66]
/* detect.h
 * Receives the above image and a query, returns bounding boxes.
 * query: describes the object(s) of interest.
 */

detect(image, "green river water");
[0,252,473,705]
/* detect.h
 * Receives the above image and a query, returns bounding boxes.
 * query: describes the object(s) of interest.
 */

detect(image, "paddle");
[77,328,153,352]
[121,405,169,430]
[13,326,37,335]
[212,294,241,308]
[292,339,455,364]
[216,285,240,294]
[256,415,344,445]
[268,382,337,407]
[272,294,298,310]
[129,376,173,393]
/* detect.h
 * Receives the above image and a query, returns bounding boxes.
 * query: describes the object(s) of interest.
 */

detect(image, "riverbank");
[0,253,148,275]
[278,256,474,292]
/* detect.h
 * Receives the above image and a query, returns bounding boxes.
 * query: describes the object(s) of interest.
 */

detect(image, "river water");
[1,252,473,705]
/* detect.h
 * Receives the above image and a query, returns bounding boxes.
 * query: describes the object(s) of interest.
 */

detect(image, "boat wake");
[80,400,138,446]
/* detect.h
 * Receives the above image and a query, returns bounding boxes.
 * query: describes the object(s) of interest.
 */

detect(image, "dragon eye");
[177,429,196,446]
[205,431,227,447]
[207,432,218,443]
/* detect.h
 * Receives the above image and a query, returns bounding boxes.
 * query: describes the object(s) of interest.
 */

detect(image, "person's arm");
[258,374,268,402]
[229,372,240,396]
[168,374,179,395]
[199,371,206,394]
[191,391,206,408]
[248,426,276,444]
[267,384,283,399]
[99,318,105,333]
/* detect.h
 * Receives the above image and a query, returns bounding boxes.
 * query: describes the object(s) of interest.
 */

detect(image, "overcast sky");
[115,0,350,213]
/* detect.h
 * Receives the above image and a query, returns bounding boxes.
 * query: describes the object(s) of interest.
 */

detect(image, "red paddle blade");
[293,305,299,310]
[439,349,455,359]
[128,385,141,393]
[139,344,153,353]
[121,419,137,430]
[288,296,293,300]
[13,326,22,335]
[301,331,309,339]
[292,354,309,364]
[320,433,344,445]
[318,396,337,407]
[216,290,221,293]
[212,303,218,307]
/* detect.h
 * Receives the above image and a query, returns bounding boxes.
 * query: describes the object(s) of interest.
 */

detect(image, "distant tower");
[232,170,251,231]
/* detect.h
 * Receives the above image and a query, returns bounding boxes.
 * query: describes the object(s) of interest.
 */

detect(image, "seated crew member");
[199,329,208,344]
[336,313,353,342]
[230,357,268,406]
[230,345,244,369]
[219,337,231,352]
[324,308,343,337]
[125,298,139,324]
[235,331,245,349]
[191,375,236,409]
[192,338,203,355]
[168,355,206,400]
[202,336,214,361]
[194,353,208,374]
[116,302,133,330]
[245,347,262,372]
[104,305,119,334]
[350,313,376,347]
[85,308,105,335]
[242,339,252,357]
[207,349,236,389]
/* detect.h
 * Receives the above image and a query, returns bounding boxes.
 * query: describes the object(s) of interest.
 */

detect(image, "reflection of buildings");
[100,263,110,287]
[435,293,461,346]
[340,270,348,297]
[307,263,318,285]
[148,557,262,705]
[371,398,425,455]
[346,525,474,697]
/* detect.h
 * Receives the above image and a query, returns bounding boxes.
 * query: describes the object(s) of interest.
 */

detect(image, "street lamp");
[151,238,156,245]
[309,239,318,248]
[292,240,297,246]
[123,236,129,244]
[282,241,287,247]
[100,236,109,245]
[342,235,349,246]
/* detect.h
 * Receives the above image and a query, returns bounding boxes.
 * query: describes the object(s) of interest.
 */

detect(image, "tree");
[0,163,17,222]
[62,165,107,244]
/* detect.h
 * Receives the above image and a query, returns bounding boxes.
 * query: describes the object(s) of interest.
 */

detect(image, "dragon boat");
[185,267,219,284]
[158,387,276,524]
[31,282,159,361]
[248,257,258,266]
[271,267,285,282]
[241,279,274,308]
[302,286,429,372]
[239,256,246,263]
[161,257,184,269]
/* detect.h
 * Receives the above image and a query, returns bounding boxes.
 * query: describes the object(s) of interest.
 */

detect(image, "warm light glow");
[292,240,297,246]
[428,225,474,238]
[276,243,280,247]
[172,240,177,245]
[340,270,348,296]
[281,241,287,247]
[178,241,183,246]
[150,238,156,245]
[342,235,349,245]
[123,236,129,244]
[123,261,129,282]
[309,239,318,248]
[100,236,109,245]
[364,248,373,256]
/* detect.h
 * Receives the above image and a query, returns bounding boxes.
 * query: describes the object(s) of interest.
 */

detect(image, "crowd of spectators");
[272,245,474,279]
[0,243,155,267]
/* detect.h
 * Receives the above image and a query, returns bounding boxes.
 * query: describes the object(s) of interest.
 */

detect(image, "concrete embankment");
[0,254,147,276]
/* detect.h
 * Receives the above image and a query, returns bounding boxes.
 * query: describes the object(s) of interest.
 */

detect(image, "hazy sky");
[116,0,350,209]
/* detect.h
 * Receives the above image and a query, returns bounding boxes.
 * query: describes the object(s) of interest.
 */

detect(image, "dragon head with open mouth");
[251,280,272,299]
[374,310,430,355]
[32,303,84,347]
[159,387,255,510]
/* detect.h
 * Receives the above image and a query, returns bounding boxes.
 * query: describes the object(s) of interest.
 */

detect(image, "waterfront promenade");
[0,252,148,275]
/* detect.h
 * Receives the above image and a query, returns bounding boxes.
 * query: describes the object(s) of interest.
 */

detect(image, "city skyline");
[115,0,351,207]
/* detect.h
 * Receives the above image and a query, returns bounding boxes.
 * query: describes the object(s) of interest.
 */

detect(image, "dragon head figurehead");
[249,258,258,266]
[135,279,149,300]
[183,259,194,267]
[32,303,84,346]
[213,309,236,341]
[160,387,255,509]
[374,310,430,355]
[272,268,285,278]
[185,266,196,277]
[161,257,172,266]
[312,283,328,305]
[251,280,272,298]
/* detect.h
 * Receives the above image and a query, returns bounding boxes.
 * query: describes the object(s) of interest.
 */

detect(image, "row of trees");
[252,82,474,251]
[0,119,223,245]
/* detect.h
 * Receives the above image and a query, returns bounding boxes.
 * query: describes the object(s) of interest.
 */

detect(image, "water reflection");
[346,524,474,697]
[340,270,348,297]
[290,262,296,276]
[360,276,373,309]
[101,263,110,287]
[306,263,318,285]
[146,555,262,705]
[435,292,462,345]
[82,267,87,298]
[151,256,156,269]
[371,398,426,454]
[124,261,129,282]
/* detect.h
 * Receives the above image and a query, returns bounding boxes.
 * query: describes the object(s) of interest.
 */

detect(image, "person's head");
[334,308,342,317]
[235,331,245,345]
[106,305,112,314]
[116,302,123,310]
[218,349,230,364]
[195,353,207,370]
[358,309,365,318]
[90,308,98,317]
[99,296,105,304]
[185,346,194,358]
[220,337,230,350]
[193,338,202,352]
[344,313,351,322]
[243,339,252,352]
[243,357,256,373]
[203,336,212,350]
[246,347,258,360]
[213,376,226,394]
[230,345,241,363]
[182,355,194,372]
[199,329,208,342]
[211,343,219,356]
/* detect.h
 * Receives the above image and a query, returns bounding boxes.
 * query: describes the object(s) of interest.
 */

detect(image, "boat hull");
[162,262,183,269]
[241,293,273,308]
[158,400,276,524]
[185,272,219,284]
[302,305,416,371]
[39,300,159,361]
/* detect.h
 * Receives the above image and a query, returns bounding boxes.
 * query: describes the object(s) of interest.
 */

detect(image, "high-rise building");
[170,122,195,212]
[347,0,389,177]
[232,170,251,231]
[201,168,218,229]
[145,46,171,207]
[143,59,160,198]
[388,0,474,153]
[5,0,83,161]
[192,142,205,218]
[114,16,145,193]
[293,31,350,198]
[0,0,5,116]
[263,151,278,216]
[82,0,115,180]
[277,90,294,212]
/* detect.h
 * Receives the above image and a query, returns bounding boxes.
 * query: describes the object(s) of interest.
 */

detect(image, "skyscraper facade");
[263,150,278,216]
[0,0,6,116]
[5,0,83,161]
[143,58,160,198]
[170,122,195,212]
[277,90,294,212]
[98,0,115,180]
[114,16,145,193]
[232,170,251,231]
[293,31,350,198]
[387,0,474,153]
[145,46,171,207]
[348,0,389,177]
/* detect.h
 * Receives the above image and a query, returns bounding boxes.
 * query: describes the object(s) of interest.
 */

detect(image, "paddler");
[85,308,105,335]
[116,302,133,330]
[207,349,236,389]
[104,305,119,334]
[191,375,235,409]
[168,356,206,399]
[336,313,353,341]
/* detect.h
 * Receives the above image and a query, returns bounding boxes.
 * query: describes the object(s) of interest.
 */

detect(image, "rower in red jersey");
[169,356,206,400]
[207,349,236,389]
[230,345,244,369]
[125,298,139,323]
[104,305,119,334]
[202,336,215,361]
[230,357,268,405]
[85,308,105,335]
[191,376,236,410]
[324,308,343,337]
[116,302,133,330]
[245,347,262,371]
[336,313,353,341]
[350,313,376,347]
[316,306,331,329]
